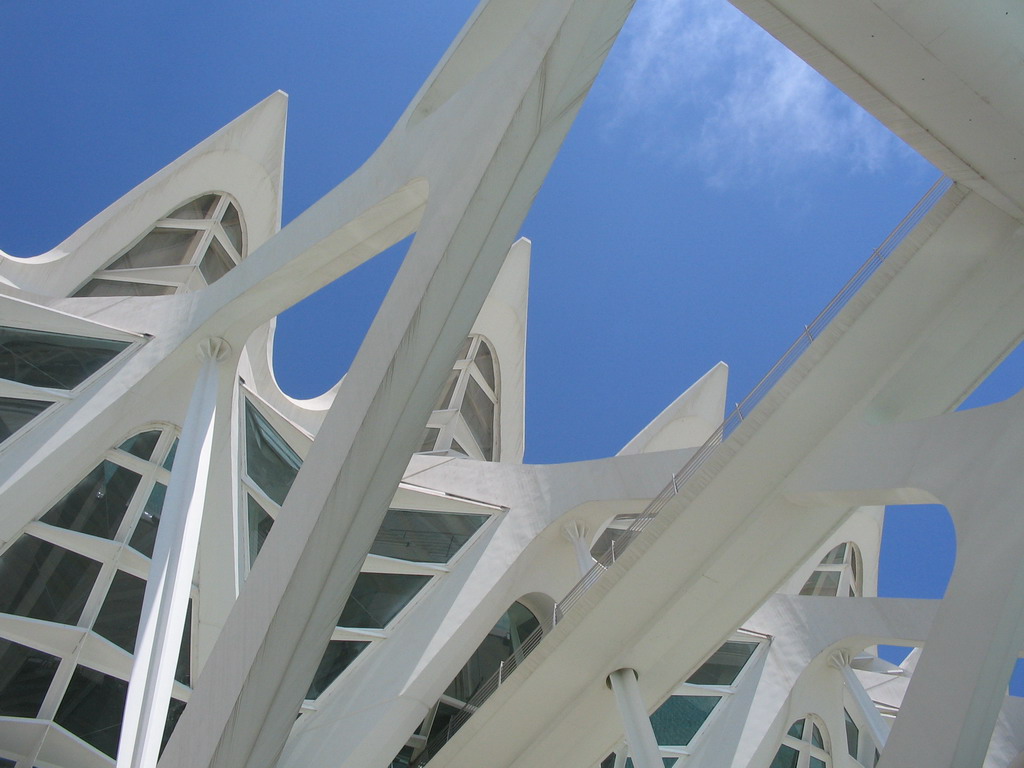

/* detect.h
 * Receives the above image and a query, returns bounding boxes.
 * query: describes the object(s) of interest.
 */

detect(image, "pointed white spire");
[619,361,728,455]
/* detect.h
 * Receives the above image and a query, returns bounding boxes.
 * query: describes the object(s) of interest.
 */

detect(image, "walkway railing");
[412,176,953,767]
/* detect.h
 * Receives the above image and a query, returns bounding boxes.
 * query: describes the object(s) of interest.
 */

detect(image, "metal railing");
[412,176,953,766]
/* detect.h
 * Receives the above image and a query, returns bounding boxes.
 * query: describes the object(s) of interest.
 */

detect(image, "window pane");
[434,370,459,410]
[54,666,128,758]
[0,637,61,717]
[338,572,431,629]
[108,229,195,270]
[462,376,494,461]
[650,695,720,746]
[168,194,218,220]
[450,439,467,455]
[370,509,488,564]
[305,640,370,699]
[176,601,191,686]
[427,701,461,743]
[811,723,824,748]
[199,239,234,284]
[244,400,302,506]
[93,570,146,652]
[41,460,142,540]
[247,495,275,568]
[845,709,859,758]
[118,430,161,460]
[73,279,176,297]
[445,602,540,703]
[820,543,847,565]
[810,758,827,768]
[163,697,187,754]
[0,326,129,390]
[474,341,495,390]
[0,535,101,624]
[130,483,166,558]
[163,438,178,469]
[800,570,840,596]
[686,641,758,685]
[418,427,440,453]
[220,203,244,253]
[787,719,805,738]
[769,744,800,768]
[0,396,50,443]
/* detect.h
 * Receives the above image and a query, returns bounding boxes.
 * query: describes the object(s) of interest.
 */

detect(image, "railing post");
[498,660,504,684]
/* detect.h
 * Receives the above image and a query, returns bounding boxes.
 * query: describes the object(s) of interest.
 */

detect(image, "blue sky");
[3,1,1015,684]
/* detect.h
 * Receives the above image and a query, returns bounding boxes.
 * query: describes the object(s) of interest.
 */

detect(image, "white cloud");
[604,0,908,187]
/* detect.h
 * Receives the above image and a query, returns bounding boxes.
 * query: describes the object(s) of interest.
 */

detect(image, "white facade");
[0,1,1022,768]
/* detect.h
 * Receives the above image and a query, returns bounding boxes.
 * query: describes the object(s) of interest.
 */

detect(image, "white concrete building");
[0,1,1022,768]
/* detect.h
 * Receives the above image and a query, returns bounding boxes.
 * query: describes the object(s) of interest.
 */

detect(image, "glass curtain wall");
[0,326,131,446]
[0,426,188,765]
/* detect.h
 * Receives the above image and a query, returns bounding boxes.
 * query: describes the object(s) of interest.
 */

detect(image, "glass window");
[370,509,488,564]
[418,427,440,453]
[244,400,302,506]
[338,572,431,629]
[650,695,720,746]
[305,640,370,700]
[0,637,61,717]
[247,495,275,567]
[118,430,161,460]
[93,570,146,652]
[199,239,234,284]
[462,376,494,460]
[54,666,129,758]
[770,744,800,768]
[0,535,101,624]
[41,460,142,540]
[821,543,847,565]
[107,229,196,270]
[686,641,758,685]
[163,697,187,754]
[176,601,192,686]
[845,709,859,759]
[129,483,166,558]
[434,370,459,410]
[0,396,50,443]
[169,194,218,220]
[800,570,841,597]
[445,602,540,703]
[474,340,495,390]
[220,203,243,252]
[788,719,806,738]
[74,279,176,297]
[163,438,178,469]
[427,701,462,744]
[0,327,129,390]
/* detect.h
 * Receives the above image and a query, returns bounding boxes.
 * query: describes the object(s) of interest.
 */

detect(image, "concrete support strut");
[117,338,230,768]
[608,668,663,768]
[830,651,890,752]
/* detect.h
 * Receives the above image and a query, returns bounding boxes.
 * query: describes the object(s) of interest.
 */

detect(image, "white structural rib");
[157,1,639,767]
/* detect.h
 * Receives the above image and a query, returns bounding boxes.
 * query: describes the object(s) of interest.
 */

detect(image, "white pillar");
[117,338,230,768]
[830,651,890,750]
[564,521,597,577]
[608,668,663,768]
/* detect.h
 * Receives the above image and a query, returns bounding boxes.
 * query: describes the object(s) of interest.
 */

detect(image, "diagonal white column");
[830,651,890,750]
[117,338,230,768]
[564,521,597,577]
[607,668,663,768]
